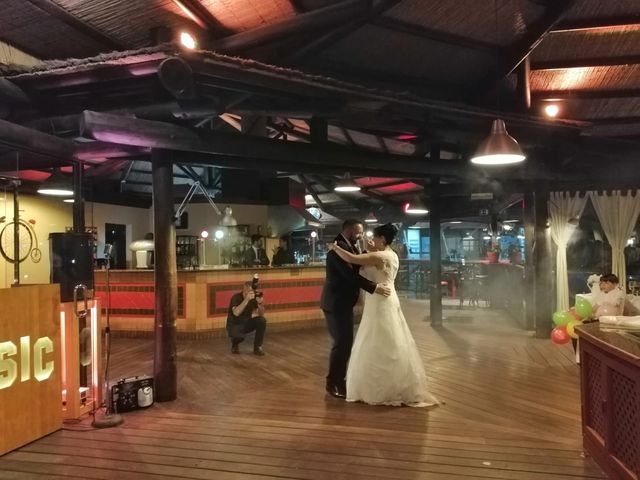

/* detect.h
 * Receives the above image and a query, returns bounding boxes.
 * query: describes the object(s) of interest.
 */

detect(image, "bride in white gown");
[329,223,438,407]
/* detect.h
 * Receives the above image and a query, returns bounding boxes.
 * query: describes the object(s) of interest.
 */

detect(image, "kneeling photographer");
[226,276,266,356]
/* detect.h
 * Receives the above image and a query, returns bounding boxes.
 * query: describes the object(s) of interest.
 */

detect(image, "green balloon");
[575,298,593,319]
[552,310,572,327]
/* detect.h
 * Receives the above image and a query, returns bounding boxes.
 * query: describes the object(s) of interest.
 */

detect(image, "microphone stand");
[92,245,123,428]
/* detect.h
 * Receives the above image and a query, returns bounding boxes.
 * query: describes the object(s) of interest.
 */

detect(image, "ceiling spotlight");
[405,199,429,215]
[366,230,373,238]
[334,173,360,192]
[179,31,197,49]
[310,231,318,239]
[544,104,560,118]
[214,229,224,240]
[200,230,209,239]
[364,212,377,223]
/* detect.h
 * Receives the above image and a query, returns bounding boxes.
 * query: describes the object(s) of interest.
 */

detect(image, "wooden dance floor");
[0,299,605,479]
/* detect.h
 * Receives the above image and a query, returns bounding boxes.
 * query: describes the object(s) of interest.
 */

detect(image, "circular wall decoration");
[0,221,34,263]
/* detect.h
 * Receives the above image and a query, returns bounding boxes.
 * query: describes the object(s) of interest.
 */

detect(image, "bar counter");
[576,323,640,480]
[94,266,326,338]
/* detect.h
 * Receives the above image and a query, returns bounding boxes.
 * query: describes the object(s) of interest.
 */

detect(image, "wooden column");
[533,186,553,338]
[523,190,535,330]
[72,162,85,233]
[309,117,328,144]
[241,115,267,136]
[152,149,178,401]
[516,56,531,112]
[430,175,442,327]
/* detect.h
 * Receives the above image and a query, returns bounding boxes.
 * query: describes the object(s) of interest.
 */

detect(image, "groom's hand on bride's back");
[375,283,391,297]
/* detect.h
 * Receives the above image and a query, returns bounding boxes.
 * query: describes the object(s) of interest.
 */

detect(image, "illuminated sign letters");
[0,336,54,390]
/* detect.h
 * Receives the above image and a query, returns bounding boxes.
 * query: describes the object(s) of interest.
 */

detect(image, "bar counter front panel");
[94,266,326,337]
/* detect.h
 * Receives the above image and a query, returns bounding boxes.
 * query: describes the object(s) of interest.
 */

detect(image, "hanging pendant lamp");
[470,119,526,165]
[471,0,525,166]
[37,168,73,196]
[220,205,237,226]
[334,173,361,192]
[405,198,429,215]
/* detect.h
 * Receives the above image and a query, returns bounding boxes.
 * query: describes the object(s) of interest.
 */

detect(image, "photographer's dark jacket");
[320,234,377,312]
[226,292,258,337]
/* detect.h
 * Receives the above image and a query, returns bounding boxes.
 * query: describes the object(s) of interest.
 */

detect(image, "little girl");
[593,273,625,318]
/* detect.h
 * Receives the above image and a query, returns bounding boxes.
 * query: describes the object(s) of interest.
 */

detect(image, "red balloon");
[569,307,582,321]
[551,326,571,345]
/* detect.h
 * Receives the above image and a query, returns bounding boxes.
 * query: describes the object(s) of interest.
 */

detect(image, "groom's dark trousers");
[321,235,377,390]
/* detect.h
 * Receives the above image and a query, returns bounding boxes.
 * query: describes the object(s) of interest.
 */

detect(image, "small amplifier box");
[110,375,154,413]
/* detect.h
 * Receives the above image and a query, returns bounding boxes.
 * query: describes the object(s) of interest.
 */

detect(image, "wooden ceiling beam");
[0,118,75,160]
[475,0,574,97]
[80,110,465,177]
[531,88,640,100]
[171,0,232,37]
[24,0,125,51]
[584,116,640,125]
[532,55,640,70]
[212,0,368,53]
[551,15,640,33]
[284,0,402,64]
[371,17,495,52]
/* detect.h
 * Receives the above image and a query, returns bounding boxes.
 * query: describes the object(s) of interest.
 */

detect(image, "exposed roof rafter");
[24,0,125,51]
[532,55,640,70]
[371,16,495,52]
[551,15,640,33]
[475,0,574,98]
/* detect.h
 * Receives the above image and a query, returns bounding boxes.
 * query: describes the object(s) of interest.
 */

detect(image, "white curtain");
[589,190,640,292]
[549,192,587,311]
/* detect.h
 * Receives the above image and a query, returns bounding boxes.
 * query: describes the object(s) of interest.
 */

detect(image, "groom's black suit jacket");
[320,234,377,312]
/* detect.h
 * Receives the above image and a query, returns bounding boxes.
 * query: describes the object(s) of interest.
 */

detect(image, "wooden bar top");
[576,322,640,366]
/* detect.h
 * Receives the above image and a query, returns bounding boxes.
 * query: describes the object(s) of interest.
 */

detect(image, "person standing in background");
[272,235,295,266]
[244,234,270,267]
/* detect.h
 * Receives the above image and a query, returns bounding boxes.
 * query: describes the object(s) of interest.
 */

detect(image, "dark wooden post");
[152,148,178,401]
[516,56,531,112]
[72,162,85,233]
[430,174,442,327]
[241,115,267,136]
[534,186,553,338]
[309,117,328,144]
[523,190,535,330]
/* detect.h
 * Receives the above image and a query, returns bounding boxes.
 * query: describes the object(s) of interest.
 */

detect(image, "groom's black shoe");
[326,383,346,399]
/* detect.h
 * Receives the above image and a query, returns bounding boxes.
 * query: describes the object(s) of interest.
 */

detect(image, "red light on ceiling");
[375,182,420,193]
[396,134,418,141]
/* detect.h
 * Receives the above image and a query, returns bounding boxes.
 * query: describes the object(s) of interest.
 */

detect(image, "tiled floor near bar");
[0,299,604,479]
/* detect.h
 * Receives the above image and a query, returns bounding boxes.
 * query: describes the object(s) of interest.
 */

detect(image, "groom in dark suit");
[321,219,391,398]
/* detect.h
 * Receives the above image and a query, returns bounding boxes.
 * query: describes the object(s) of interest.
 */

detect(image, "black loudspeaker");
[49,232,94,302]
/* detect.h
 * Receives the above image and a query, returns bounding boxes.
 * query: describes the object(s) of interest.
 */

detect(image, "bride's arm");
[329,242,384,267]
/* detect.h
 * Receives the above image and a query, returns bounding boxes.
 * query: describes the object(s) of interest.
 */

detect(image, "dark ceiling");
[1,0,639,223]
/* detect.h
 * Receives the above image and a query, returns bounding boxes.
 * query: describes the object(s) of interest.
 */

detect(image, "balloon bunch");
[550,298,593,345]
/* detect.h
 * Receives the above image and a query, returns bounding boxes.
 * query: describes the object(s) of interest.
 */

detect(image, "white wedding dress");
[346,248,438,407]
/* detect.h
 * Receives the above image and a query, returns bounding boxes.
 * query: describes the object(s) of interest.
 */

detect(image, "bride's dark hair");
[373,223,399,245]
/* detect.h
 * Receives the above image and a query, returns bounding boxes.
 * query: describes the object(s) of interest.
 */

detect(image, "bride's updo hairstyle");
[373,223,399,245]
